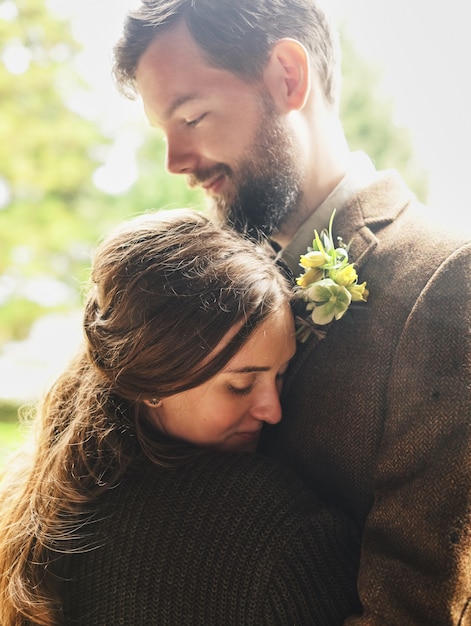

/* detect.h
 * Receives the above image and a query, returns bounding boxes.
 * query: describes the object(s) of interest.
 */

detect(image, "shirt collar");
[280,151,377,276]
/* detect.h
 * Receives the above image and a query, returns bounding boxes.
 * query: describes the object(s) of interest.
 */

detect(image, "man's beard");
[191,98,304,240]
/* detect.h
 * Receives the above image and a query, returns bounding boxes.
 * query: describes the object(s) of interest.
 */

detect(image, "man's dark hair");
[113,0,341,107]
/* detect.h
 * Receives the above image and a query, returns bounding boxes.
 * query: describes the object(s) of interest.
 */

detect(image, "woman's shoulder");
[105,451,338,527]
[60,452,361,624]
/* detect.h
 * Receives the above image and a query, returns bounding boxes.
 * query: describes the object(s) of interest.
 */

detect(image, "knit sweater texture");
[58,452,361,625]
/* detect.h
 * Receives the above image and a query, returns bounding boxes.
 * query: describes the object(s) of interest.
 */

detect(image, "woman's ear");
[263,38,310,112]
[144,398,162,408]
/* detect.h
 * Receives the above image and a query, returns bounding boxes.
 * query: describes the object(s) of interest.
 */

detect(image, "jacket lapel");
[282,170,415,394]
[333,169,415,269]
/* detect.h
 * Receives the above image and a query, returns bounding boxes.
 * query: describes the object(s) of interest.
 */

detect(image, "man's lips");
[202,173,225,194]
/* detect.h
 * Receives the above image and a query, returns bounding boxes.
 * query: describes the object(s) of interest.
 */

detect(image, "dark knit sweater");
[59,452,361,625]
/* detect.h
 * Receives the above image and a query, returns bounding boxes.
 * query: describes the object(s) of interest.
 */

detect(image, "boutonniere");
[295,209,369,343]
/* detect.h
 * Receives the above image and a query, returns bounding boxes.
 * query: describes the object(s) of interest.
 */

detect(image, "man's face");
[136,21,304,237]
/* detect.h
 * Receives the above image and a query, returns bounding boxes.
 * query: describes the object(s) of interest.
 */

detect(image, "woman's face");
[146,304,296,452]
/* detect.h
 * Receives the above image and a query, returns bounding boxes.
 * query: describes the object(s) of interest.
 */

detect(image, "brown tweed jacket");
[260,170,471,625]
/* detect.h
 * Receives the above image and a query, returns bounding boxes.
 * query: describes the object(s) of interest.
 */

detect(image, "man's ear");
[263,38,310,112]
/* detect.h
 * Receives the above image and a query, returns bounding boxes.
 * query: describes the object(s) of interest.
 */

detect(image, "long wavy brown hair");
[0,209,292,625]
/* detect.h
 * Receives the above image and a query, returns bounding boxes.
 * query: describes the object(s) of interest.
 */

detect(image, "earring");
[149,398,162,407]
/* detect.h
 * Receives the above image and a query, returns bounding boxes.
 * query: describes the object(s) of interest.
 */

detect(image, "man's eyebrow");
[164,93,202,120]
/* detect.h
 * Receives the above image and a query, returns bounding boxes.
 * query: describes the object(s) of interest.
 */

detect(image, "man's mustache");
[187,164,232,188]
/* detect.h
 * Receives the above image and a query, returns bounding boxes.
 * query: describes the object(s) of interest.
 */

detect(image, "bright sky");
[331,0,470,228]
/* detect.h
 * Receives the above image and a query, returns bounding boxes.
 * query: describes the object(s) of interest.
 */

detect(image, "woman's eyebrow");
[223,366,269,374]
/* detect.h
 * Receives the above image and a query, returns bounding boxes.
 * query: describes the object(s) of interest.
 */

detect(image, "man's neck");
[278,151,377,277]
[272,167,347,248]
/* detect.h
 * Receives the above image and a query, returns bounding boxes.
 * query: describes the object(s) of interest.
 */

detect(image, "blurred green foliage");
[340,35,428,200]
[0,400,27,469]
[0,0,204,345]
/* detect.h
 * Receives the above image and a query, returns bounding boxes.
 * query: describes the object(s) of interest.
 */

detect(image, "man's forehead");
[139,20,209,73]
[136,27,257,125]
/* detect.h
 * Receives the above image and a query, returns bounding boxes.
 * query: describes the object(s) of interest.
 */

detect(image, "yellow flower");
[294,209,369,340]
[330,264,358,287]
[306,279,352,325]
[299,250,329,268]
[348,281,369,302]
[296,267,323,288]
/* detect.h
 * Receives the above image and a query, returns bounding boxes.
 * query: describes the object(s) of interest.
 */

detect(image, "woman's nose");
[250,385,282,425]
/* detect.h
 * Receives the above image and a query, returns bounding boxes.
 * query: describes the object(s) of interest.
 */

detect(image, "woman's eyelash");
[228,384,253,396]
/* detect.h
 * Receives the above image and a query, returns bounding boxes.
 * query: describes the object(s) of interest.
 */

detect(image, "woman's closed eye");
[227,383,254,396]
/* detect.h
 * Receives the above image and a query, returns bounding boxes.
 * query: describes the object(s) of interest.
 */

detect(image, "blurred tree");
[95,131,205,221]
[0,0,203,344]
[0,0,106,340]
[340,34,429,201]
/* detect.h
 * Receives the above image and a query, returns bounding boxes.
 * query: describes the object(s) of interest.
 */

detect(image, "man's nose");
[165,132,198,174]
